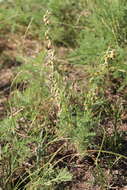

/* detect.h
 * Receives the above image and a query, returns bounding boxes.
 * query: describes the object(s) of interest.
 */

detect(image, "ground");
[0,32,127,190]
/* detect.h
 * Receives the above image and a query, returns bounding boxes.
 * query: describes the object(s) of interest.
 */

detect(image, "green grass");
[0,0,127,189]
